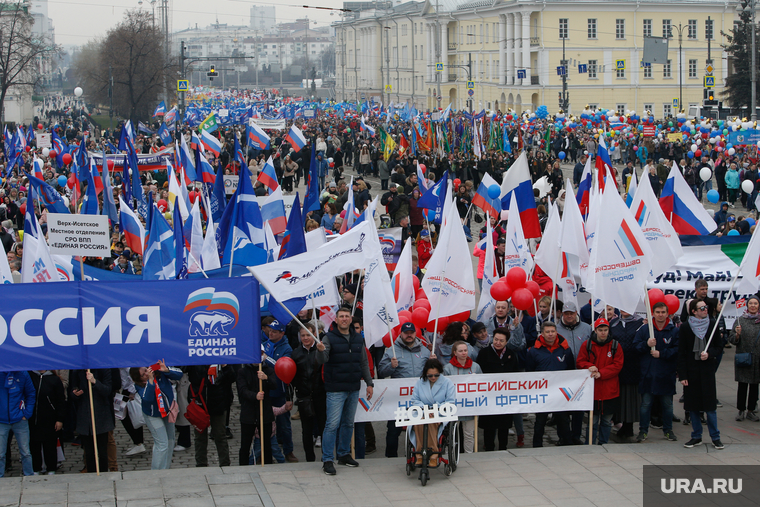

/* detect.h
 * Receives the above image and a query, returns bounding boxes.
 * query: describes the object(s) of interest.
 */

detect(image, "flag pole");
[644,284,657,353]
[250,271,322,343]
[258,362,265,467]
[351,269,364,317]
[704,273,741,351]
[86,369,100,475]
[187,250,209,279]
[431,265,447,357]
[228,229,236,277]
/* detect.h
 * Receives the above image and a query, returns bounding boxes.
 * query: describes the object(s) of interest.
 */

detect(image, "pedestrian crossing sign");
[436,63,444,71]
[616,59,625,71]
[385,84,392,92]
[177,79,189,92]
[673,98,679,108]
[704,76,715,88]
[466,81,475,89]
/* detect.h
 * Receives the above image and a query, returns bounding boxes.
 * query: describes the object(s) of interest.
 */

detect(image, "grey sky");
[48,0,343,47]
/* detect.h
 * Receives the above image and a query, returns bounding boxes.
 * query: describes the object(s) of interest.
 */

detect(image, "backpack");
[587,337,619,358]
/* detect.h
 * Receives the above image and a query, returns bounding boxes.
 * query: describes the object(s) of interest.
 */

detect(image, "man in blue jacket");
[633,302,679,443]
[526,322,575,447]
[0,371,36,477]
[263,320,297,463]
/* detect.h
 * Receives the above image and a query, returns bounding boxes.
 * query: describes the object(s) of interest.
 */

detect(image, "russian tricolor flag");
[284,125,307,153]
[499,151,541,238]
[260,186,287,235]
[659,162,717,235]
[472,173,502,218]
[119,195,145,255]
[201,129,222,157]
[595,136,614,191]
[576,157,593,219]
[257,156,279,191]
[247,122,271,150]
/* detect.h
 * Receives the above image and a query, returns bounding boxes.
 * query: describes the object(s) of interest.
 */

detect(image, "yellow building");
[334,0,737,117]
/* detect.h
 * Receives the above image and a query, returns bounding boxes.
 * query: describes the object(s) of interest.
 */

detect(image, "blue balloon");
[747,218,756,227]
[57,175,67,187]
[728,230,740,236]
[687,151,694,159]
[426,209,436,221]
[707,189,719,203]
[558,151,566,160]
[487,184,500,199]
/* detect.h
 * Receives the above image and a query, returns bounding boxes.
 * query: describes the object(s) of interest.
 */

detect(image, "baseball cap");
[269,320,286,332]
[593,317,610,329]
[563,302,578,313]
[420,229,430,237]
[400,322,415,333]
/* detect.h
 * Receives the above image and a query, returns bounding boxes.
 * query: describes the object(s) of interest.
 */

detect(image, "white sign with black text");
[47,213,111,256]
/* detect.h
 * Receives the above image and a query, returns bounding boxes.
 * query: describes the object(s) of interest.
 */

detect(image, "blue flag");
[279,193,306,260]
[158,123,173,146]
[209,162,227,222]
[416,172,449,224]
[25,173,70,214]
[173,197,188,279]
[101,151,118,226]
[81,162,100,215]
[143,204,176,280]
[302,142,320,223]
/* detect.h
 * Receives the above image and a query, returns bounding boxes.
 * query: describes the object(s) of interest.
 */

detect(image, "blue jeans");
[272,397,294,456]
[690,410,720,441]
[0,420,33,477]
[143,414,175,470]
[322,390,359,462]
[640,393,673,434]
[252,431,286,464]
[591,412,614,445]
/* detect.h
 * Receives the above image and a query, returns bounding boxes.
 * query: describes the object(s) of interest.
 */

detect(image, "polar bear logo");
[189,311,235,336]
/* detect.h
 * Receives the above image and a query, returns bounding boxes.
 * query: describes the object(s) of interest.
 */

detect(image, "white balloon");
[42,147,50,157]
[742,179,754,193]
[696,139,702,145]
[500,210,509,221]
[757,140,760,148]
[710,137,717,144]
[728,148,736,156]
[74,87,83,97]
[62,196,70,207]
[691,144,698,153]
[699,167,712,182]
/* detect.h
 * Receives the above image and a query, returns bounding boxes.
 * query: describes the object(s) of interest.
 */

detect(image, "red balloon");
[329,162,335,168]
[490,281,512,301]
[157,199,169,212]
[382,333,393,348]
[398,310,413,324]
[695,150,702,158]
[413,299,431,312]
[19,203,26,215]
[427,315,449,332]
[453,178,461,188]
[67,175,75,188]
[24,146,31,152]
[451,310,471,322]
[525,280,541,298]
[49,150,57,158]
[107,160,115,170]
[511,288,534,311]
[274,357,297,384]
[415,288,428,300]
[37,123,43,130]
[189,190,200,203]
[412,275,420,291]
[62,153,72,165]
[412,307,430,329]
[506,267,527,290]
[648,288,666,309]
[664,294,680,315]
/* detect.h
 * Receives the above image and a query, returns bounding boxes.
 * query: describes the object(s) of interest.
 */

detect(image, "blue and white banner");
[0,278,260,371]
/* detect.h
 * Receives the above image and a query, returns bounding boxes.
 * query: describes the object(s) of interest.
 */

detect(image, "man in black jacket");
[237,363,276,465]
[315,306,374,475]
[187,365,234,467]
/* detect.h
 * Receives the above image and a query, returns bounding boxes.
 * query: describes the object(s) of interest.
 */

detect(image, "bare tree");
[0,1,62,122]
[73,10,175,123]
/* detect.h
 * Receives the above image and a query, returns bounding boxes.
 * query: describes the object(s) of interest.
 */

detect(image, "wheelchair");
[404,420,459,486]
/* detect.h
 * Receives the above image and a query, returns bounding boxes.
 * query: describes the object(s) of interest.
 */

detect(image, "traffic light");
[207,65,219,80]
[703,88,718,106]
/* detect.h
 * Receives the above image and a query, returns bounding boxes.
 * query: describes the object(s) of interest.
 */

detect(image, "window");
[616,19,625,39]
[559,18,568,39]
[706,19,714,40]
[643,19,652,37]
[644,103,653,113]
[663,104,672,117]
[617,66,625,79]
[414,45,417,59]
[689,59,697,78]
[402,46,408,67]
[402,24,407,36]
[663,59,671,78]
[485,24,488,42]
[414,23,417,35]
[617,104,626,116]
[588,19,597,39]
[643,64,652,78]
[420,44,423,57]
[663,19,672,38]
[688,19,697,39]
[480,23,483,44]
[588,59,597,78]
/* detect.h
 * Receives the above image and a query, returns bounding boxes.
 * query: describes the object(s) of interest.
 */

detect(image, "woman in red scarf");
[443,341,482,453]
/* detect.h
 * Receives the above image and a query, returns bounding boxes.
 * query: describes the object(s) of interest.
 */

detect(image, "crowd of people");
[2,97,760,477]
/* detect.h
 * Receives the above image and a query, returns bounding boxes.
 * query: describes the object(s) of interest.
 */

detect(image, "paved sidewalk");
[4,443,760,507]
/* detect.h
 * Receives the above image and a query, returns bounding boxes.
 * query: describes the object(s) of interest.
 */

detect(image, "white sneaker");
[314,436,322,448]
[173,444,188,452]
[508,428,515,435]
[125,444,146,456]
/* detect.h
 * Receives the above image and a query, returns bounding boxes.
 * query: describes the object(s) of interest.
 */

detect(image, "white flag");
[201,193,222,271]
[392,238,416,313]
[738,227,760,293]
[586,183,653,313]
[304,228,342,308]
[504,193,533,274]
[534,203,562,281]
[187,199,204,273]
[250,221,378,301]
[21,211,59,284]
[476,218,498,322]
[421,195,476,318]
[167,161,189,221]
[0,237,13,284]
[629,171,683,279]
[560,179,589,281]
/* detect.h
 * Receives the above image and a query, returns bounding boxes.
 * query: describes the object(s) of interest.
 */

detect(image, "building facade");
[334,0,737,117]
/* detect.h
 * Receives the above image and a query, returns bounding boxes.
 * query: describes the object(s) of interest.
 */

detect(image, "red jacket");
[576,335,624,401]
[417,239,434,268]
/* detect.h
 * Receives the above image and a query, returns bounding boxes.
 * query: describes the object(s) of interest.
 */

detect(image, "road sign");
[706,63,714,74]
[466,81,475,89]
[385,84,392,92]
[517,69,526,79]
[578,64,587,74]
[673,98,679,109]
[616,59,626,71]
[468,89,474,97]
[437,96,442,101]
[177,79,189,92]
[704,76,715,88]
[436,63,444,71]
[640,61,651,68]
[556,66,566,76]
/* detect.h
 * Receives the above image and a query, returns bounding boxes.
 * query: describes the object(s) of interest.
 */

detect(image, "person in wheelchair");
[409,359,456,467]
